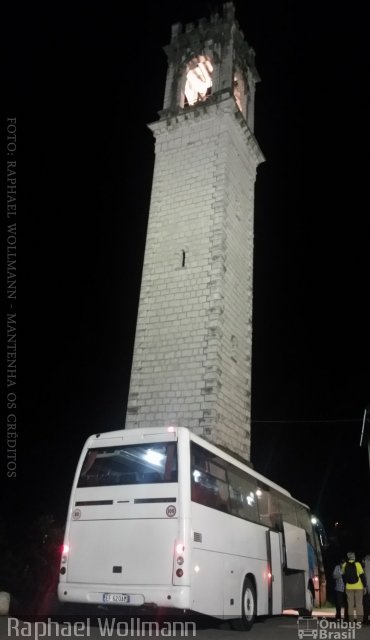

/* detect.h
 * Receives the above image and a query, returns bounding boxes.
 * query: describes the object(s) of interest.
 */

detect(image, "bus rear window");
[77,442,177,487]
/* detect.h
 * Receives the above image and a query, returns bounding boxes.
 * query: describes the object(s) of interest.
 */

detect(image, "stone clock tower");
[125,2,264,460]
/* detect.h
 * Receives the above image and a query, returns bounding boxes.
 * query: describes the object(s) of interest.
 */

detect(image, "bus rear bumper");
[58,583,190,610]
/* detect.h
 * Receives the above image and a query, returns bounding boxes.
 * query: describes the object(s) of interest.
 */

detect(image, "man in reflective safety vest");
[341,551,367,622]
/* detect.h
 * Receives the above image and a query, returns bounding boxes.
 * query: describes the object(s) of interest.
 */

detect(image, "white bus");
[58,426,326,630]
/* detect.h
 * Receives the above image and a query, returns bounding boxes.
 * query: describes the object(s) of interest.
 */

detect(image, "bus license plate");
[103,593,130,604]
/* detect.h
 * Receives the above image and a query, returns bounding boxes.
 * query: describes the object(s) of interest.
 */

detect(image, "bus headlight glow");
[194,565,200,573]
[176,543,185,554]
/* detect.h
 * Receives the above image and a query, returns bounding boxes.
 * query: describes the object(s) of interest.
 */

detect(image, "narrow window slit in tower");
[182,250,186,267]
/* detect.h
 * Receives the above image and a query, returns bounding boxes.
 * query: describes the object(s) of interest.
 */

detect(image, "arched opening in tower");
[233,69,247,116]
[184,56,213,107]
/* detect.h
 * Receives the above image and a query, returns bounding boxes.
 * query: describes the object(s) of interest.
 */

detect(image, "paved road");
[1,613,368,640]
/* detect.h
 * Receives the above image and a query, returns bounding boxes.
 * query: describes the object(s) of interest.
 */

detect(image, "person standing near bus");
[333,559,347,620]
[342,552,367,622]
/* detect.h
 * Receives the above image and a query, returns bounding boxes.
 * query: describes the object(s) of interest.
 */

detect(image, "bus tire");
[233,577,256,631]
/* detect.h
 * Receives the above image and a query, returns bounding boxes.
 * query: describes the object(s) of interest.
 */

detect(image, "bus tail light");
[60,543,69,577]
[61,543,69,565]
[173,541,186,583]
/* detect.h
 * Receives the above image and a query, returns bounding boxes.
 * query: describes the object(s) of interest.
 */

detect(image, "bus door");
[267,530,283,615]
[282,521,309,610]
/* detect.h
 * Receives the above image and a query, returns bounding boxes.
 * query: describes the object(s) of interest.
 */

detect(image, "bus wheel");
[233,577,256,631]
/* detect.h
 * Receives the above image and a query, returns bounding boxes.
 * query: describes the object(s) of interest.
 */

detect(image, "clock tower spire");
[125,2,264,461]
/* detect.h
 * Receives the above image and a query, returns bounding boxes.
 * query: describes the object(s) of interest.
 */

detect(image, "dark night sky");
[2,1,370,548]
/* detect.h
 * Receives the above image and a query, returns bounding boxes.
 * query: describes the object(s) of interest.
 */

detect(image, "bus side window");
[228,468,258,523]
[278,494,298,527]
[191,475,215,506]
[191,469,230,513]
[191,443,230,513]
[256,486,280,528]
[214,478,230,512]
[163,443,177,482]
[296,504,312,536]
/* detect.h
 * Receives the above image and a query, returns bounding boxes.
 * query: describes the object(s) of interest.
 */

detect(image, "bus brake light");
[61,544,70,564]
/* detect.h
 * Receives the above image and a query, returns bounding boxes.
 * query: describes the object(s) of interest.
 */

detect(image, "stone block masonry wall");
[126,97,260,460]
[210,107,256,460]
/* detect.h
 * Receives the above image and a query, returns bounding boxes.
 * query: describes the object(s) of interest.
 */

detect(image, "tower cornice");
[149,96,265,168]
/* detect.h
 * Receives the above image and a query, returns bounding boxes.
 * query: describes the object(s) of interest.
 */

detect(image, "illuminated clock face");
[184,56,213,106]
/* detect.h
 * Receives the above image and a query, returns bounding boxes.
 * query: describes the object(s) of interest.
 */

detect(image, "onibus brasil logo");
[297,617,362,639]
